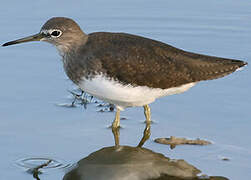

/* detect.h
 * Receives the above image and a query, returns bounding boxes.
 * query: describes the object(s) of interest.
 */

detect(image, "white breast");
[78,74,196,110]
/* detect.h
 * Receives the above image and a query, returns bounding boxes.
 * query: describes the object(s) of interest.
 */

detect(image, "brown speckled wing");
[76,32,246,89]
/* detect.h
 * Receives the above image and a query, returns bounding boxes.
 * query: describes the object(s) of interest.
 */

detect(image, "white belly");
[78,74,196,110]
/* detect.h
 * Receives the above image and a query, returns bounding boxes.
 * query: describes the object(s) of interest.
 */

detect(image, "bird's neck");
[56,35,88,57]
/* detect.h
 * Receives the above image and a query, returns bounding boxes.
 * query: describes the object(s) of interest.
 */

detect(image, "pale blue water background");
[0,0,250,179]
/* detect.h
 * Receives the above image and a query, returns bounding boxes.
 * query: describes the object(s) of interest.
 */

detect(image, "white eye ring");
[49,29,62,38]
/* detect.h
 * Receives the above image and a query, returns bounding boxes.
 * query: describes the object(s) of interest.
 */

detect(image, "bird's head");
[2,17,88,55]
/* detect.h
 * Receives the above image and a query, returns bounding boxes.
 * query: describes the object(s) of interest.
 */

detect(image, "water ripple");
[15,157,73,173]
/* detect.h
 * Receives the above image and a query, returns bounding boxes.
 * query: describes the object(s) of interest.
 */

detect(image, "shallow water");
[0,0,250,179]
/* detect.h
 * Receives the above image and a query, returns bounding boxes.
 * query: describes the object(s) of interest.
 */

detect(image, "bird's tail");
[183,53,248,81]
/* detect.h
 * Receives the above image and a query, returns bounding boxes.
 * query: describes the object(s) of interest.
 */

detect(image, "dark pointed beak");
[2,33,45,47]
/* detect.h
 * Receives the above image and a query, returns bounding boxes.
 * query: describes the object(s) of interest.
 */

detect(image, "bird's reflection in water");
[63,145,228,180]
[112,112,151,148]
[63,128,228,180]
[26,126,228,180]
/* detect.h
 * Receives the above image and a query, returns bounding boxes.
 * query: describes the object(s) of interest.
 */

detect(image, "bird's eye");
[50,30,61,37]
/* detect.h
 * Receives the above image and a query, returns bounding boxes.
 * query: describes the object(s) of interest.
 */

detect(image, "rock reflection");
[63,145,228,180]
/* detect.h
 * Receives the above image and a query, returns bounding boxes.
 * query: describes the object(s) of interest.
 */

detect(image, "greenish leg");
[137,104,151,147]
[112,109,120,147]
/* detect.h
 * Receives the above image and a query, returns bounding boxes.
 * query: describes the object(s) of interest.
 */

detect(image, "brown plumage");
[69,32,247,89]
